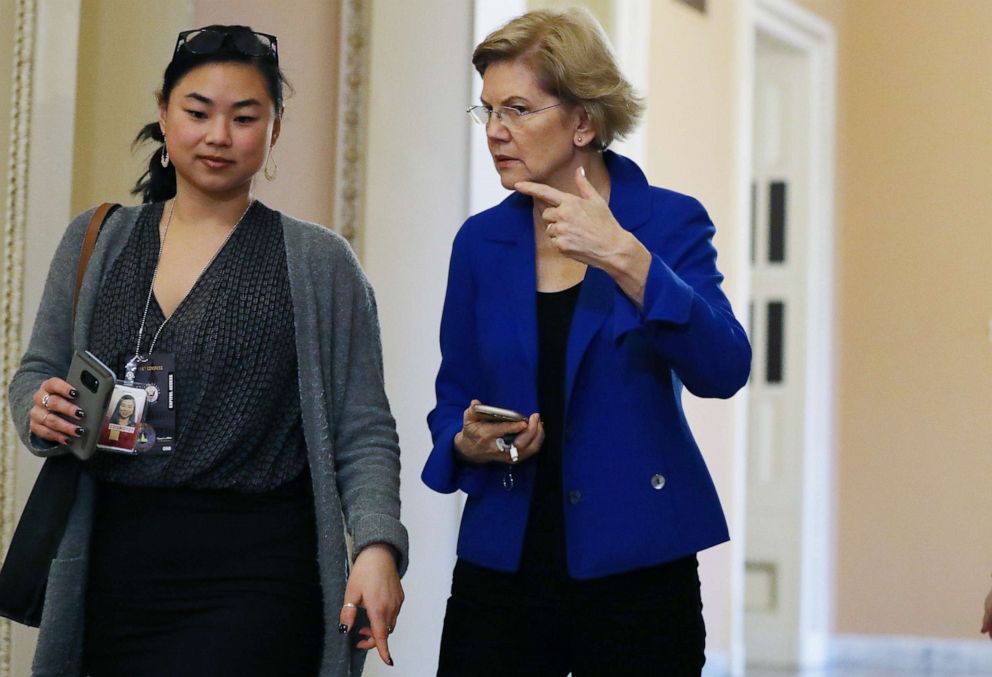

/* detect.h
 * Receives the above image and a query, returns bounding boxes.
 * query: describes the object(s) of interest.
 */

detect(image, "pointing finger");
[514,181,566,206]
[575,165,600,200]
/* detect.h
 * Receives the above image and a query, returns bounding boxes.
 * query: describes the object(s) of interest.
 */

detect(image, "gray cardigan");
[8,205,409,676]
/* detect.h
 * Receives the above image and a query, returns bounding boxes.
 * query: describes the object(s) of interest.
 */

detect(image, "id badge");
[132,352,177,454]
[97,382,149,454]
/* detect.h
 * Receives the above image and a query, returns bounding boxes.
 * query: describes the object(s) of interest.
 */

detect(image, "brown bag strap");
[72,203,120,322]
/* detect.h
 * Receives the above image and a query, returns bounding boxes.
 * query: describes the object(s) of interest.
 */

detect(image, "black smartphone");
[64,350,115,460]
[473,404,526,423]
[349,606,371,648]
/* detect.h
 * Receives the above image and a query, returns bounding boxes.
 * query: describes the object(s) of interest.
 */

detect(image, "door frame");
[733,0,837,672]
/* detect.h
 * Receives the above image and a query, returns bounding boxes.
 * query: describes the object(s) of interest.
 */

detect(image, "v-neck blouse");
[86,201,307,492]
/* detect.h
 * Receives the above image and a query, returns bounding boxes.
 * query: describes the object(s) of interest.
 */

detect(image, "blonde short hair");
[472,8,643,149]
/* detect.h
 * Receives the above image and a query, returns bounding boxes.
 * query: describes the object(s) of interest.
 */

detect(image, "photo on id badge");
[97,385,147,453]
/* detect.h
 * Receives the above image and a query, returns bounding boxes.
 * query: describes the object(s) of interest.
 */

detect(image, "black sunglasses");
[174,28,279,64]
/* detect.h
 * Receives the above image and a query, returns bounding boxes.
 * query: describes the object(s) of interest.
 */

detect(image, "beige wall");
[768,0,992,642]
[830,0,992,639]
[193,0,339,227]
[646,0,745,660]
[72,0,339,228]
[647,0,992,649]
[71,0,191,213]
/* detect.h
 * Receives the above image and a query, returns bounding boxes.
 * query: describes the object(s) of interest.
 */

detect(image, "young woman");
[9,25,405,676]
[423,9,750,676]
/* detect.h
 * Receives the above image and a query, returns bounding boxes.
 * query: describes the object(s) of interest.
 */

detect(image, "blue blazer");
[423,152,751,579]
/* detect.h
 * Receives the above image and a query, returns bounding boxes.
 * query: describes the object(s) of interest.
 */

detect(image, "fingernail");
[387,657,395,666]
[75,427,85,436]
[337,624,349,634]
[579,166,586,177]
[76,409,86,419]
[68,389,78,399]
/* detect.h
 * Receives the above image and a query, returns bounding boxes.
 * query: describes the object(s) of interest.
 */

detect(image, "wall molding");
[333,0,370,256]
[830,634,992,674]
[0,0,36,674]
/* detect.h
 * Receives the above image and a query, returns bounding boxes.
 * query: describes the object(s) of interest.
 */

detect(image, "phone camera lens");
[80,370,99,394]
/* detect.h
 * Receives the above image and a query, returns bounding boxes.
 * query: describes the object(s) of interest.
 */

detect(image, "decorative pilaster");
[0,0,37,671]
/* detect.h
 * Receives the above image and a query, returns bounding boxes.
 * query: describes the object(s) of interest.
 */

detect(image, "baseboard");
[830,633,992,674]
[703,650,730,676]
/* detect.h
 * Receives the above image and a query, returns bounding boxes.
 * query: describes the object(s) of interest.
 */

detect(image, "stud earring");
[264,151,278,181]
[160,137,170,168]
[576,136,583,145]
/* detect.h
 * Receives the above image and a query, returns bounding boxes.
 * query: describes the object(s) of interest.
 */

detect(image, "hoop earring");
[264,151,278,181]
[160,137,170,168]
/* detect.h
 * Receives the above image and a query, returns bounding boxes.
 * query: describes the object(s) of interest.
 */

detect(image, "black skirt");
[83,471,324,677]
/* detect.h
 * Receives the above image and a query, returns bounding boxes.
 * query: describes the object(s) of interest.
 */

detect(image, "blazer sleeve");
[8,208,96,456]
[612,195,751,398]
[422,226,489,496]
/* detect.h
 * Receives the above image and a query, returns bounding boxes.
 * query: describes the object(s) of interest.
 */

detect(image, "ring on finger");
[41,393,52,410]
[342,602,358,610]
[42,411,50,425]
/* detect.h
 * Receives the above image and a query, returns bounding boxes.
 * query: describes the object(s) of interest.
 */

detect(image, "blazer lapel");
[563,151,654,411]
[487,193,539,374]
[564,267,612,404]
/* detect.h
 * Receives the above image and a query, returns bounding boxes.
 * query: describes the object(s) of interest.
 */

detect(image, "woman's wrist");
[603,232,651,307]
[357,542,400,568]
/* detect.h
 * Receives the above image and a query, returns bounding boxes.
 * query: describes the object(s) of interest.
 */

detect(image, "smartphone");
[473,404,526,423]
[64,350,115,460]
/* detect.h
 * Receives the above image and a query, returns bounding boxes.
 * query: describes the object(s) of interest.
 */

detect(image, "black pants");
[437,556,706,677]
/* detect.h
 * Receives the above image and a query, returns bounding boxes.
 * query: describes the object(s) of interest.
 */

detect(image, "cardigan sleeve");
[611,196,751,398]
[327,244,409,576]
[8,208,97,456]
[422,225,491,497]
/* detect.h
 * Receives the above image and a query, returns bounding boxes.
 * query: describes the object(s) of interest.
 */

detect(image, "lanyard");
[124,198,254,384]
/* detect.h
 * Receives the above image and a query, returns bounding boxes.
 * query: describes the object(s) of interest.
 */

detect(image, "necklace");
[124,197,255,383]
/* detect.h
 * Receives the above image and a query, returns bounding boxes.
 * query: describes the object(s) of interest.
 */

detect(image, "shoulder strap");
[72,203,120,322]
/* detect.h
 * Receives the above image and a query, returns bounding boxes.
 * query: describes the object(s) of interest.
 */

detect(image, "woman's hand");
[339,543,404,666]
[454,400,544,465]
[516,166,652,306]
[30,378,86,446]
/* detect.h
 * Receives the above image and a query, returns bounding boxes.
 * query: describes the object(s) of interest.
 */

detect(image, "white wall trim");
[703,649,730,676]
[0,1,37,670]
[467,0,524,216]
[737,0,837,670]
[609,0,650,166]
[333,0,371,255]
[830,634,992,674]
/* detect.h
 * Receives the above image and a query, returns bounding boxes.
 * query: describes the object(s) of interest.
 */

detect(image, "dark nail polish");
[75,427,85,436]
[68,389,78,399]
[76,409,86,419]
[337,624,349,634]
[387,657,395,667]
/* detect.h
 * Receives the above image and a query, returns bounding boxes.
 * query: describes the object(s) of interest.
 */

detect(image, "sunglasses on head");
[174,28,278,64]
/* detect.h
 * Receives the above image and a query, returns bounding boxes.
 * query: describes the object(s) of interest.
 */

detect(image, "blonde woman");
[423,9,750,675]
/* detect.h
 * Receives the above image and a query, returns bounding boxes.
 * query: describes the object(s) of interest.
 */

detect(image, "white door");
[744,30,811,668]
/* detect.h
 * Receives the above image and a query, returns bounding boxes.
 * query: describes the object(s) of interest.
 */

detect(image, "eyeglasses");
[466,103,563,128]
[174,28,279,64]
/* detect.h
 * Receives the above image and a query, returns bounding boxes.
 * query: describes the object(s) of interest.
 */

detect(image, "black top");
[86,201,307,492]
[518,282,582,581]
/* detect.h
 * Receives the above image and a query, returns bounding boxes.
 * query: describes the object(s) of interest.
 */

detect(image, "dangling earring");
[160,136,170,168]
[264,151,278,181]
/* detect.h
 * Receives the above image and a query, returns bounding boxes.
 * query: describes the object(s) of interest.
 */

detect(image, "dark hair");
[111,395,137,426]
[132,25,291,203]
